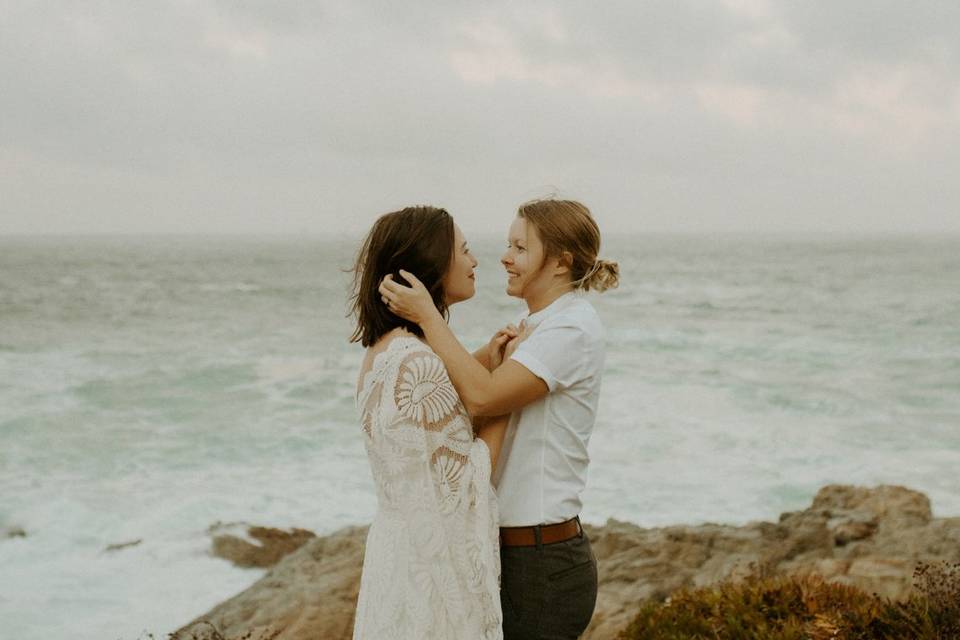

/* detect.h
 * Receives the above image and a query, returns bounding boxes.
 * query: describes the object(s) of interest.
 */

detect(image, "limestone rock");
[811,484,932,528]
[175,525,365,640]
[3,526,26,539]
[104,539,142,553]
[210,524,316,569]
[174,485,960,640]
[845,557,914,599]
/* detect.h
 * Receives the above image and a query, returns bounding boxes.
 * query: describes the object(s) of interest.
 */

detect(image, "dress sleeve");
[385,349,502,635]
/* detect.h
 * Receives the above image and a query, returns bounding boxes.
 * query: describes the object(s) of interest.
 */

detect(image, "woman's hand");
[487,325,519,370]
[502,320,532,362]
[378,269,441,326]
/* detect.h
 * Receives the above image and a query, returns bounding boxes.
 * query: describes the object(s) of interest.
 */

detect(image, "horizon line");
[2,229,959,239]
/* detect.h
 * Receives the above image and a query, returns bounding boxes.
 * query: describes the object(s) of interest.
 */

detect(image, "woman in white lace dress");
[349,206,512,640]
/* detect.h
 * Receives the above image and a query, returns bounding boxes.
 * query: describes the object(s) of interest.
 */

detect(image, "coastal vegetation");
[618,561,960,640]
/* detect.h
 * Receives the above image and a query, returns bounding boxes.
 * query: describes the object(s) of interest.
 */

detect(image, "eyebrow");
[461,241,468,249]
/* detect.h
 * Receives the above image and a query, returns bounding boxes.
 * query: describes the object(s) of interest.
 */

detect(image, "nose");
[500,251,511,266]
[470,253,478,268]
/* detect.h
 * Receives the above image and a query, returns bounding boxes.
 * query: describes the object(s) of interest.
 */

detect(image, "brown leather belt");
[499,516,582,547]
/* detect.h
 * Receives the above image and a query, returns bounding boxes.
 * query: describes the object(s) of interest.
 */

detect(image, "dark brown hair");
[348,206,455,347]
[517,198,620,292]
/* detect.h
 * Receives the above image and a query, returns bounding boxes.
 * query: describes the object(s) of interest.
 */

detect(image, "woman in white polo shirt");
[380,198,618,640]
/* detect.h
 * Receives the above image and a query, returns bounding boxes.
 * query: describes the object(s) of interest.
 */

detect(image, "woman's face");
[442,223,478,305]
[501,216,551,300]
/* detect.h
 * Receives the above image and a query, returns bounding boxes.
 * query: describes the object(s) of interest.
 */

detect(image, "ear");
[555,250,574,275]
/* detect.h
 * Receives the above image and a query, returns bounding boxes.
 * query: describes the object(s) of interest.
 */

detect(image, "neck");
[525,281,574,314]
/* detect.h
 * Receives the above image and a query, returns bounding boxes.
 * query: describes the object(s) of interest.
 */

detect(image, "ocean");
[1,233,958,639]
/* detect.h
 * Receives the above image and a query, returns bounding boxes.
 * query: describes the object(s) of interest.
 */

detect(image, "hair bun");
[584,258,619,292]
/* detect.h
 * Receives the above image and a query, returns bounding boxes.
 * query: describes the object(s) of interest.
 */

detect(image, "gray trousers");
[499,528,598,640]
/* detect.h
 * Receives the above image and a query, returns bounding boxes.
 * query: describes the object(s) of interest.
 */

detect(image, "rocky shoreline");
[174,485,960,640]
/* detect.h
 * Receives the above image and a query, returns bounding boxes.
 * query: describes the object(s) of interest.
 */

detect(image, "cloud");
[1,0,958,234]
[446,2,960,142]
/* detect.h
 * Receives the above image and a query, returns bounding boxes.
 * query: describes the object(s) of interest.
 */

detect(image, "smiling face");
[442,223,478,305]
[501,216,562,303]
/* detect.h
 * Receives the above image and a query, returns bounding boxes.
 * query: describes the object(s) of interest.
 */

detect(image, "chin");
[452,288,475,304]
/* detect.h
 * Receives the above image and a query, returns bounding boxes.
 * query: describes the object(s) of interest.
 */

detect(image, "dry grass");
[617,561,960,640]
[124,621,282,640]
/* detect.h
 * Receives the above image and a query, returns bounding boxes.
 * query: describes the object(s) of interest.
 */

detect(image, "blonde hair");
[517,198,619,292]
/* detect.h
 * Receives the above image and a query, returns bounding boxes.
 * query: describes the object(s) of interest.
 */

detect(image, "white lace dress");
[353,336,502,640]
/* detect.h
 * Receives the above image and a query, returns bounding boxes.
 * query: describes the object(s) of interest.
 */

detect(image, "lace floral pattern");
[354,337,502,640]
[395,354,461,430]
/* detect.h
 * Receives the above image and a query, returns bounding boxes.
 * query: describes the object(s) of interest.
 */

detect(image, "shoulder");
[390,341,461,401]
[373,336,447,387]
[538,298,604,343]
[568,297,602,326]
[392,339,446,378]
[390,343,464,428]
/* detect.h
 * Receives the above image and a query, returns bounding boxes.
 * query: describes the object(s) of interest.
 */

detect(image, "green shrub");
[617,561,960,640]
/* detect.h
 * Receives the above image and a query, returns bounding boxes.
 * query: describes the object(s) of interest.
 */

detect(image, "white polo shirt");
[492,292,606,526]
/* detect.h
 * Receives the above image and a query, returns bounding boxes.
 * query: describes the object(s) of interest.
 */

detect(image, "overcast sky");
[2,1,959,236]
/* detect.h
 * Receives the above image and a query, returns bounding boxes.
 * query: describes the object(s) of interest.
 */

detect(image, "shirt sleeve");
[510,319,590,392]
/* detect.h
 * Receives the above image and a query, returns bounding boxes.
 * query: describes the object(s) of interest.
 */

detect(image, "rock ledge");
[175,485,960,640]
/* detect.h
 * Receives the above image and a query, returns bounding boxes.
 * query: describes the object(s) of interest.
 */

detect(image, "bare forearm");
[421,314,496,413]
[473,345,492,371]
[476,415,509,470]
